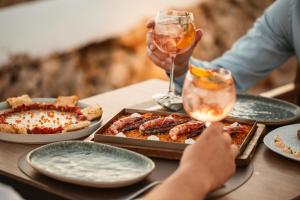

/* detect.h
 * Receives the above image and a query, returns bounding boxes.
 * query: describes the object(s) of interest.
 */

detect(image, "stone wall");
[0,0,296,101]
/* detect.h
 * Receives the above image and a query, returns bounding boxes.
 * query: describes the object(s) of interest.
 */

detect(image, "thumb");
[191,29,202,49]
[195,29,203,42]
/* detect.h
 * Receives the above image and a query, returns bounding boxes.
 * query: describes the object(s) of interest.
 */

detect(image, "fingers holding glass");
[147,48,170,70]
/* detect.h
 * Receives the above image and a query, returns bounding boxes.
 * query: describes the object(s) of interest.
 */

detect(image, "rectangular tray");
[94,108,265,167]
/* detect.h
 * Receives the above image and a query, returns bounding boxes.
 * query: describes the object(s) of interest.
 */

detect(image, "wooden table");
[0,79,299,200]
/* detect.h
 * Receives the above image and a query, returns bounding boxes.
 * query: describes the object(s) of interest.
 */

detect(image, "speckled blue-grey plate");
[227,94,300,125]
[0,98,102,144]
[27,141,155,188]
[264,123,300,162]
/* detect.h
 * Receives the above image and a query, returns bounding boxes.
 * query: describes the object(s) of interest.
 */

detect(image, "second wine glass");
[152,10,196,111]
[182,65,236,123]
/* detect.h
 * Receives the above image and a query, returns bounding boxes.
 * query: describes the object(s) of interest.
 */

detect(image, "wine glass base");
[153,93,183,111]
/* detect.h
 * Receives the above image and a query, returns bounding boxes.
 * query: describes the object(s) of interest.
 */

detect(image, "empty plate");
[228,94,300,125]
[27,141,155,188]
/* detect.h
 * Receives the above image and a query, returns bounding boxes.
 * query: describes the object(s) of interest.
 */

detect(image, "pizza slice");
[0,124,17,133]
[81,105,103,121]
[6,94,33,108]
[56,96,79,107]
[63,121,91,132]
[17,127,28,134]
[0,124,28,134]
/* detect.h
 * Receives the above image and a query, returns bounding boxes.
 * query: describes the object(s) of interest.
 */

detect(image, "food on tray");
[223,122,249,135]
[108,113,158,134]
[297,129,300,140]
[184,138,196,144]
[273,135,300,158]
[102,111,252,146]
[0,95,102,134]
[139,114,190,135]
[115,132,127,137]
[147,135,160,141]
[169,120,205,140]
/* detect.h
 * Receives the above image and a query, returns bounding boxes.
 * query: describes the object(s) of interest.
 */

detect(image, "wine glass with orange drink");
[151,10,196,111]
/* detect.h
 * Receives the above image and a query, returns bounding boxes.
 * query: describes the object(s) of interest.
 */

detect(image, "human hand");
[178,122,239,194]
[146,20,202,77]
[144,122,238,200]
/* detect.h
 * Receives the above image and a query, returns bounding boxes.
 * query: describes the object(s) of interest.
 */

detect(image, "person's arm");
[173,0,294,93]
[144,169,210,200]
[144,123,238,200]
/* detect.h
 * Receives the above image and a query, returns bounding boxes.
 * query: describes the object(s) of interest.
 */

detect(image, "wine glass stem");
[168,54,176,95]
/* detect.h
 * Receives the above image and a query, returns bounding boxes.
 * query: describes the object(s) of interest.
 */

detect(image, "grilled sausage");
[169,120,205,140]
[139,114,190,135]
[107,113,157,134]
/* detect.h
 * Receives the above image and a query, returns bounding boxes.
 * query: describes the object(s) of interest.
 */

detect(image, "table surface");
[0,79,300,200]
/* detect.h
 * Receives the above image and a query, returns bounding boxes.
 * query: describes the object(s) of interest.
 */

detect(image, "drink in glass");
[182,65,236,122]
[151,10,196,111]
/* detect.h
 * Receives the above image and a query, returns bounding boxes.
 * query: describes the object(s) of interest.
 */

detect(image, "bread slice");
[6,94,33,108]
[63,121,91,132]
[0,124,17,134]
[56,96,79,107]
[81,105,103,121]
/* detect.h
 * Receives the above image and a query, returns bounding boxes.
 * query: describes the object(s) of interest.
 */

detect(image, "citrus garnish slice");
[189,65,229,90]
[189,65,213,78]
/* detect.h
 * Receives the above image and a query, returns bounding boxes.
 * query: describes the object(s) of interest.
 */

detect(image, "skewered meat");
[107,113,157,134]
[169,120,205,140]
[139,114,190,135]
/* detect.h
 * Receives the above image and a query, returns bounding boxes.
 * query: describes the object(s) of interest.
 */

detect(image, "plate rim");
[263,123,300,162]
[228,94,300,125]
[26,141,155,188]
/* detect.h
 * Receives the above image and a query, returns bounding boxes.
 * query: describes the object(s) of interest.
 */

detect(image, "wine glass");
[182,64,236,124]
[151,10,196,111]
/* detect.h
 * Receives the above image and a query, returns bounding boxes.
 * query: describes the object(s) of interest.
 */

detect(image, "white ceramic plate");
[263,123,300,162]
[27,141,155,188]
[0,98,102,144]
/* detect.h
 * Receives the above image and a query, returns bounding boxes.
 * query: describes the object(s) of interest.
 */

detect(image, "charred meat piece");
[139,114,190,135]
[169,120,205,140]
[297,129,300,140]
[122,113,158,132]
[223,122,248,135]
[108,113,157,134]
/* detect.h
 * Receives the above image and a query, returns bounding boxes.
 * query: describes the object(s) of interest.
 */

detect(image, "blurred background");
[0,0,297,101]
